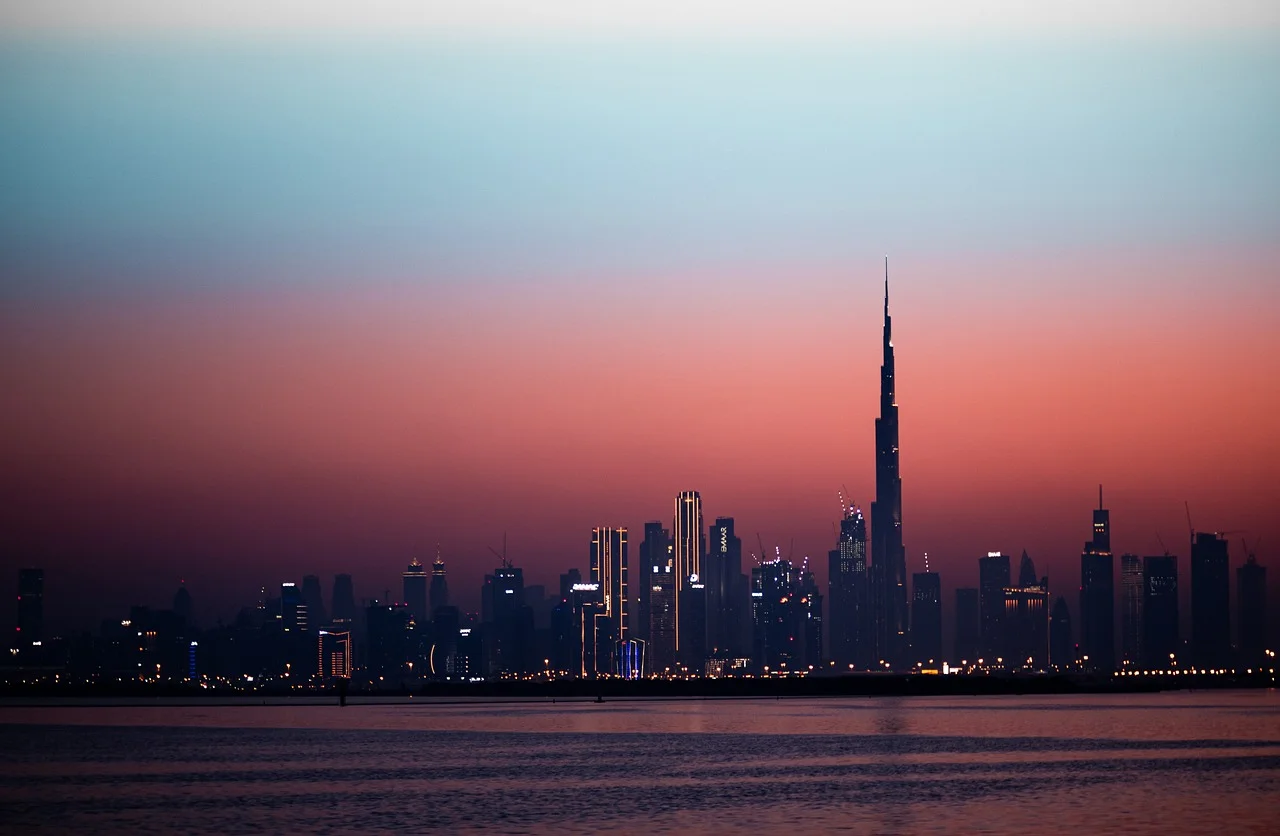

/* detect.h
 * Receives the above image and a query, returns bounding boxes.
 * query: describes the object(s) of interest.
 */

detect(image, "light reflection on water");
[1,692,1277,834]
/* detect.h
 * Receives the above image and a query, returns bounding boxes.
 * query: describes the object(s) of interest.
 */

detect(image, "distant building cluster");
[5,266,1272,687]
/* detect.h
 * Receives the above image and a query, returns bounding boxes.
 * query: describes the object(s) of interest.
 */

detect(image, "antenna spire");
[884,255,889,311]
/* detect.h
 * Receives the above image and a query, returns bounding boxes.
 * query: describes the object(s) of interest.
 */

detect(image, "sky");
[1,4,1279,639]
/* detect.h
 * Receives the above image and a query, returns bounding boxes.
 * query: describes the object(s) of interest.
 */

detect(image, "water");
[1,691,1278,833]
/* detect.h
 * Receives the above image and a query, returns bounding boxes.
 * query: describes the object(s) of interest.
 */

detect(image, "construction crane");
[1155,532,1172,557]
[487,532,512,570]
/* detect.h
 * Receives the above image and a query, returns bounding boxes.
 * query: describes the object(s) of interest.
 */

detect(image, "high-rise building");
[281,582,308,633]
[402,557,429,626]
[954,587,980,664]
[1142,555,1179,668]
[911,570,942,668]
[649,554,677,674]
[871,263,909,670]
[1079,490,1115,673]
[706,517,747,658]
[429,605,461,678]
[829,504,872,669]
[301,575,328,628]
[1003,553,1049,670]
[591,527,628,641]
[366,603,412,679]
[172,583,192,626]
[799,566,824,669]
[16,568,44,648]
[673,491,706,670]
[1050,596,1072,669]
[978,553,1011,665]
[1237,552,1267,668]
[1120,554,1144,668]
[430,549,449,614]
[1190,532,1230,670]
[332,574,357,623]
[636,522,670,646]
[488,565,533,675]
[752,557,799,672]
[317,629,352,678]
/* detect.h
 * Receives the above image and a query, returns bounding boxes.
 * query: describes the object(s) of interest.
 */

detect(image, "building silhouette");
[978,553,1010,664]
[402,558,429,628]
[280,582,307,633]
[636,522,670,647]
[1079,488,1114,673]
[911,570,942,668]
[591,527,628,642]
[798,564,824,669]
[300,575,327,628]
[430,549,449,614]
[871,262,909,670]
[16,568,43,648]
[172,583,192,627]
[673,491,705,669]
[1003,552,1049,670]
[1142,555,1179,668]
[1190,532,1230,670]
[829,504,872,669]
[366,602,411,679]
[954,587,980,664]
[331,574,357,623]
[486,564,533,675]
[706,517,748,658]
[649,548,677,674]
[1237,552,1267,668]
[1120,553,1144,668]
[1050,595,1072,669]
[752,557,799,672]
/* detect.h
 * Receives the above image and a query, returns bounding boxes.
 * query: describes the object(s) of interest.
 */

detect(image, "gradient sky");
[2,6,1278,636]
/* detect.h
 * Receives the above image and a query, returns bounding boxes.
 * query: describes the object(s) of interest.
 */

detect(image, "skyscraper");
[911,570,942,668]
[1190,532,1230,670]
[829,504,871,669]
[301,575,328,628]
[280,582,307,633]
[402,558,428,626]
[591,526,628,642]
[430,549,449,614]
[1237,552,1267,668]
[673,491,705,669]
[978,552,1011,665]
[1079,489,1115,673]
[16,568,43,647]
[649,553,677,674]
[1003,552,1049,670]
[706,517,747,657]
[1120,553,1144,668]
[954,587,980,664]
[752,557,799,672]
[870,262,909,670]
[331,574,357,623]
[1050,596,1073,669]
[636,522,670,646]
[488,564,533,675]
[1142,555,1179,668]
[798,564,824,669]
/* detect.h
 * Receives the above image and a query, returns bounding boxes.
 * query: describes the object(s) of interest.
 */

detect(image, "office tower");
[706,517,746,657]
[636,522,670,646]
[16,568,43,646]
[1191,532,1230,670]
[172,584,193,626]
[673,492,706,670]
[366,602,412,678]
[752,557,799,672]
[430,549,449,613]
[300,575,327,628]
[1237,553,1266,668]
[280,582,307,633]
[871,262,909,670]
[1003,553,1049,670]
[489,564,533,675]
[911,571,942,667]
[799,566,824,669]
[649,554,677,674]
[829,504,872,669]
[679,578,708,671]
[954,587,980,664]
[1050,596,1072,669]
[317,629,352,678]
[1120,554,1144,668]
[978,553,1011,664]
[402,557,429,625]
[591,527,628,640]
[332,574,357,623]
[1079,491,1115,672]
[429,605,460,678]
[1142,555,1179,668]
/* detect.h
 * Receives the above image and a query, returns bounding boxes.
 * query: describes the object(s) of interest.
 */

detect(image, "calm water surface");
[1,691,1278,833]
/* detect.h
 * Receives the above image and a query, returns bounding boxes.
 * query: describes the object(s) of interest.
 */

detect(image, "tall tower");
[829,503,871,668]
[673,491,705,668]
[430,547,449,614]
[16,568,44,648]
[871,259,908,669]
[591,527,629,640]
[403,557,428,626]
[1079,487,1115,673]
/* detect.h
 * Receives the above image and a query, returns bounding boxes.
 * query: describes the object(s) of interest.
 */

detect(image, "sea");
[1,691,1277,834]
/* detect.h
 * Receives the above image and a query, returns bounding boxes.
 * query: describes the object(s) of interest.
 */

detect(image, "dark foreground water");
[1,691,1278,833]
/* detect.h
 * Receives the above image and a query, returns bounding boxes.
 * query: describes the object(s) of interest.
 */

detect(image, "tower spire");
[884,255,889,313]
